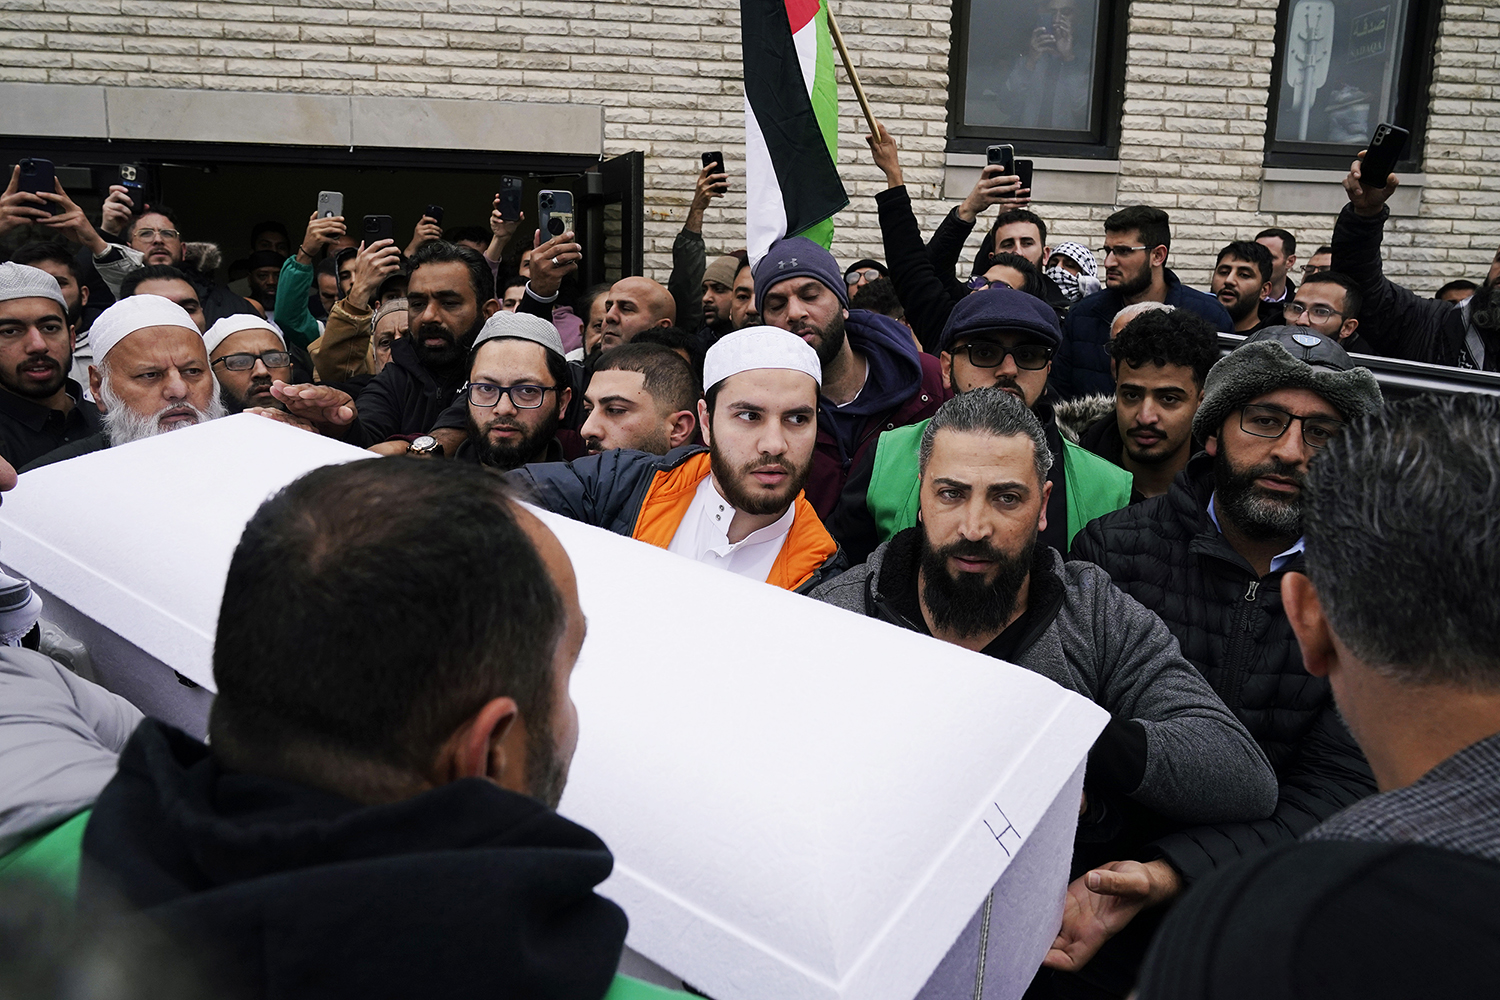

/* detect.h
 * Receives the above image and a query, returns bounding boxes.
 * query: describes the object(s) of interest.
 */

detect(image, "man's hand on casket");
[1041,859,1182,972]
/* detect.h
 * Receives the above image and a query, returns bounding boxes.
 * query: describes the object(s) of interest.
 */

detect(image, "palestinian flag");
[741,0,849,264]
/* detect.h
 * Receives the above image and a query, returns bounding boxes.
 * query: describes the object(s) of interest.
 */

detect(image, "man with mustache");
[455,312,572,471]
[1075,308,1219,500]
[1044,329,1384,997]
[826,287,1132,564]
[1333,152,1500,370]
[0,263,103,469]
[25,295,227,470]
[515,327,843,593]
[204,315,293,415]
[811,388,1278,990]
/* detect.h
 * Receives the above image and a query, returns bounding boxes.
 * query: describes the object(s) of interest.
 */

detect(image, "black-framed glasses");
[212,351,291,372]
[464,382,555,409]
[1239,403,1345,449]
[1283,301,1343,321]
[1098,244,1149,258]
[845,268,882,285]
[133,227,180,241]
[953,341,1054,371]
[965,276,1012,291]
[1302,263,1331,276]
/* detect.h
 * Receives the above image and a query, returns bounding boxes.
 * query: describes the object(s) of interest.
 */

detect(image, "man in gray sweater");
[811,387,1277,994]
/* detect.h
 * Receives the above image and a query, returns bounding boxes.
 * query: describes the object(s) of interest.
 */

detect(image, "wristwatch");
[407,435,441,458]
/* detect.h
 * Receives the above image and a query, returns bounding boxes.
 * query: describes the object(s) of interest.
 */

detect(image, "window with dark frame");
[947,0,1127,159]
[1264,0,1438,169]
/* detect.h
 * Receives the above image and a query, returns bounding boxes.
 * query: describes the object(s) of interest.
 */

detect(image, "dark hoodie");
[809,309,948,518]
[348,335,469,447]
[80,720,628,1000]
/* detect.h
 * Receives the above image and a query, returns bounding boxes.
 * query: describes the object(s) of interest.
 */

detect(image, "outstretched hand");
[1042,860,1182,972]
[268,381,356,434]
[1344,150,1399,218]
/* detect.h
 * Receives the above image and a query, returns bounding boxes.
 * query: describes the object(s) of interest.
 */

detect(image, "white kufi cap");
[89,294,202,365]
[204,313,285,357]
[702,325,822,392]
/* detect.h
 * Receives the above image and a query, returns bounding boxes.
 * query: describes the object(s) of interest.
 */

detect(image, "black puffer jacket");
[1068,453,1376,883]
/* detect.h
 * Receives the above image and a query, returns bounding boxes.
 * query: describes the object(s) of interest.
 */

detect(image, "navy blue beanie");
[937,286,1062,353]
[753,236,848,313]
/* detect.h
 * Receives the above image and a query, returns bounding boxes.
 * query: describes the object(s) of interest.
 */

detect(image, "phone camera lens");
[540,194,553,208]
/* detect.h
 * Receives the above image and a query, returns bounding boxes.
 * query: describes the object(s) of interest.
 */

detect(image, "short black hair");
[1216,240,1273,284]
[128,205,178,239]
[409,240,496,307]
[1109,307,1220,386]
[1436,279,1479,299]
[9,240,83,283]
[1301,270,1364,318]
[1255,227,1297,257]
[447,225,491,246]
[593,342,701,415]
[208,460,564,781]
[314,257,338,278]
[1105,205,1170,252]
[633,325,705,384]
[249,220,289,245]
[119,263,193,298]
[1313,245,1333,257]
[850,276,905,320]
[576,281,612,320]
[501,274,529,294]
[986,251,1045,300]
[990,208,1048,246]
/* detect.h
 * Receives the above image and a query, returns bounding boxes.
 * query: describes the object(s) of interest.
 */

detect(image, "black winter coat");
[347,336,468,447]
[1068,454,1376,883]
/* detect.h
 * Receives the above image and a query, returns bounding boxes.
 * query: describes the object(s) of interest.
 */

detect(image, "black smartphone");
[18,158,58,214]
[702,150,726,191]
[1359,123,1410,190]
[363,214,394,244]
[538,190,574,238]
[986,144,1015,175]
[1015,158,1034,195]
[424,204,444,225]
[119,163,147,215]
[317,190,343,219]
[498,175,522,223]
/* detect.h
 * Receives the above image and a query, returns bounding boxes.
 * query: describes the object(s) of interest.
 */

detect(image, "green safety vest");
[867,418,1133,546]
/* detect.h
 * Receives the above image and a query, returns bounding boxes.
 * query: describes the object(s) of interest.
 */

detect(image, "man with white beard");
[22,295,225,470]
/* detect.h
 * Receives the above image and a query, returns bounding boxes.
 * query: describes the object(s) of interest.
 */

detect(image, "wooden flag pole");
[825,7,880,137]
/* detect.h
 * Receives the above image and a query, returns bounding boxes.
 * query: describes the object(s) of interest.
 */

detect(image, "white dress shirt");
[667,475,796,583]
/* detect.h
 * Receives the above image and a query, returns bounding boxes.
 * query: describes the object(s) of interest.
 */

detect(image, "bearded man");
[1040,329,1384,998]
[1332,151,1500,370]
[455,312,572,471]
[514,327,844,594]
[24,294,226,470]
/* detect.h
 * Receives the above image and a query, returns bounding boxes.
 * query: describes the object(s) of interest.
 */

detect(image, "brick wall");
[0,0,1493,293]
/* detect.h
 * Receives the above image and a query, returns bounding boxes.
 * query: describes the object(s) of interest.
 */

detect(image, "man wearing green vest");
[826,286,1131,563]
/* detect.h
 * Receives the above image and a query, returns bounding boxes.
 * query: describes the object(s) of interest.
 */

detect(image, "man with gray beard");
[1038,329,1383,998]
[22,295,225,470]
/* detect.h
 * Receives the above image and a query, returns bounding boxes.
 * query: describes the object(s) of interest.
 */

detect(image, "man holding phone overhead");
[668,155,732,337]
[1331,139,1500,371]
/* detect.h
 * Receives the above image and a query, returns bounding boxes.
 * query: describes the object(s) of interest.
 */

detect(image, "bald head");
[602,276,675,350]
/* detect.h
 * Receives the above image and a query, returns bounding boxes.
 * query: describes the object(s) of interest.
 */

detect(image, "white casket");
[0,415,1108,1000]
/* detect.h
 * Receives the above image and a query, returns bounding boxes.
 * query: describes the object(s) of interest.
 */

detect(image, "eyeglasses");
[965,276,1013,291]
[1098,244,1149,259]
[953,341,1054,371]
[845,269,882,286]
[212,351,291,371]
[133,228,180,241]
[1238,403,1345,449]
[464,382,556,409]
[1302,263,1330,276]
[1283,301,1344,321]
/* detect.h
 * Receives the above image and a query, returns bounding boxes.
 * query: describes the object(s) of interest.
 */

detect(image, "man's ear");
[1341,316,1360,340]
[1283,572,1335,679]
[666,409,697,449]
[89,366,105,413]
[940,352,954,392]
[1259,281,1271,299]
[481,298,501,320]
[79,284,90,309]
[1037,478,1053,534]
[1204,433,1219,458]
[433,695,523,788]
[655,317,673,331]
[1151,245,1168,269]
[696,398,712,447]
[1109,358,1118,383]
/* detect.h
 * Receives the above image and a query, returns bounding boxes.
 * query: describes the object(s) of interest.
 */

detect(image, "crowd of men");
[0,126,1496,1000]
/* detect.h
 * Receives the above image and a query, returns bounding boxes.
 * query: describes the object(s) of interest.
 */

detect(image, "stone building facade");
[0,0,1494,293]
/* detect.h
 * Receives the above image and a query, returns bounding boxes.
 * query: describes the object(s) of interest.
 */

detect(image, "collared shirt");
[1206,493,1304,574]
[666,474,795,583]
[1305,730,1500,865]
[0,378,103,470]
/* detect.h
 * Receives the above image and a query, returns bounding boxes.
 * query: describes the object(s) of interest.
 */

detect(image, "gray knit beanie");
[1193,327,1384,441]
[0,262,67,312]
